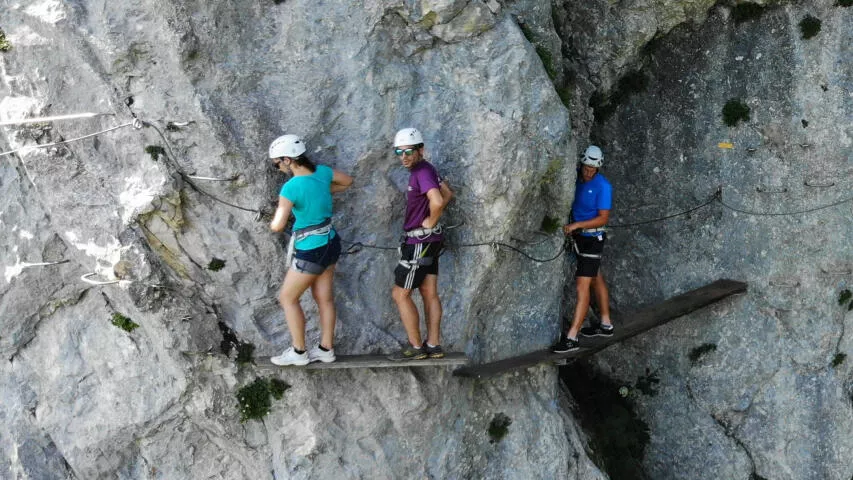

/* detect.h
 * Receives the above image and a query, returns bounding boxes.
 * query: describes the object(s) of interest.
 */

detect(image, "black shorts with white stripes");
[394,241,441,289]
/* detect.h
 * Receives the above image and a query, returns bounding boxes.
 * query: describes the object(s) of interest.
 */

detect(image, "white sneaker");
[308,345,336,363]
[270,347,309,366]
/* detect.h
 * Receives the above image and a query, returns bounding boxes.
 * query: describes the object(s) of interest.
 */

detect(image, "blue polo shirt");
[571,173,612,236]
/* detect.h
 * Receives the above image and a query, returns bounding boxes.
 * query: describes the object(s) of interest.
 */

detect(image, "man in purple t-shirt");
[388,128,453,361]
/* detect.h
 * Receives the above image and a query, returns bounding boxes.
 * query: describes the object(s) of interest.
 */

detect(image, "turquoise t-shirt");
[280,164,336,250]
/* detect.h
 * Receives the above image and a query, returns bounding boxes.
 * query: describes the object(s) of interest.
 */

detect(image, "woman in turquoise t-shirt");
[268,134,353,366]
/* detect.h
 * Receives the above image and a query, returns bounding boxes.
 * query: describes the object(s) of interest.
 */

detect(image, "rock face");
[553,1,853,479]
[1,0,851,479]
[0,1,597,479]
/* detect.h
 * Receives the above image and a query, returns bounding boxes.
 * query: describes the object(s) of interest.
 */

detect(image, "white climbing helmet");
[269,134,306,159]
[581,145,604,168]
[394,128,424,147]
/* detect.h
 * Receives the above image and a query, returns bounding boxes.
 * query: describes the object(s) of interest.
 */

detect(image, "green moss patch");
[839,0,853,7]
[144,145,167,161]
[832,353,846,368]
[236,342,255,365]
[838,289,852,307]
[689,343,717,364]
[633,368,660,396]
[799,15,821,39]
[591,70,649,124]
[541,215,561,234]
[562,363,650,479]
[236,377,291,422]
[207,257,226,271]
[535,45,557,80]
[488,413,512,443]
[0,29,11,52]
[732,3,766,23]
[218,321,256,364]
[722,99,750,127]
[111,312,139,332]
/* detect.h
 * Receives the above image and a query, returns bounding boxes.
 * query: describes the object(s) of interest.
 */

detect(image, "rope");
[141,121,261,214]
[185,174,239,182]
[609,193,719,228]
[20,260,69,269]
[0,120,139,157]
[718,191,853,216]
[342,235,568,263]
[451,237,568,263]
[3,114,850,265]
[0,112,113,126]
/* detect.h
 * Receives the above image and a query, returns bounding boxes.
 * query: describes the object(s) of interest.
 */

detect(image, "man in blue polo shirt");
[553,145,614,353]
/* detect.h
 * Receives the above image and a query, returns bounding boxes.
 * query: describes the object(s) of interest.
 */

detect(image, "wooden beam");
[255,352,468,370]
[453,279,747,380]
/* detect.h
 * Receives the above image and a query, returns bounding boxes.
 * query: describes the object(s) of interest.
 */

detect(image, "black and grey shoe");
[388,345,428,361]
[551,336,579,353]
[580,324,614,337]
[424,344,445,359]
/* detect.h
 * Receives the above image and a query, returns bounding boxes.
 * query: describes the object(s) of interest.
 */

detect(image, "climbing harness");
[397,247,435,271]
[568,235,602,259]
[286,219,333,274]
[404,223,443,240]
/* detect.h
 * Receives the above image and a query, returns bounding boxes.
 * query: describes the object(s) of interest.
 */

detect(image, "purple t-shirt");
[404,161,443,244]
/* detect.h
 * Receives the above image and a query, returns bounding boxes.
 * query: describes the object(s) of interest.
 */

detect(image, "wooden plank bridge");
[255,352,468,370]
[254,279,745,375]
[452,279,747,380]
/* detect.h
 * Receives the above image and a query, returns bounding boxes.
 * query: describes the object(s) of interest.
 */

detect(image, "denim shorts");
[293,234,341,273]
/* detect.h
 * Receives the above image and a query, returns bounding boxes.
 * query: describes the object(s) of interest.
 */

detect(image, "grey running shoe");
[580,324,614,337]
[308,345,336,363]
[388,345,427,361]
[551,336,579,353]
[424,344,445,359]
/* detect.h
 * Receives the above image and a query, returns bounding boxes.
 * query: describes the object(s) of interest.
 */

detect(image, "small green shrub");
[488,413,512,443]
[634,368,660,396]
[237,377,290,422]
[832,353,846,368]
[562,363,650,479]
[838,289,852,306]
[617,70,648,96]
[236,342,255,365]
[207,257,226,271]
[839,0,853,7]
[270,378,291,399]
[722,99,750,127]
[732,3,766,23]
[535,45,557,80]
[0,29,11,52]
[541,215,561,234]
[144,145,166,161]
[556,85,572,108]
[111,312,139,332]
[799,15,822,39]
[590,70,648,124]
[689,343,717,364]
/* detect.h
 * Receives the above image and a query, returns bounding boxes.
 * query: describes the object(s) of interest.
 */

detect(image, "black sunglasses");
[394,148,417,156]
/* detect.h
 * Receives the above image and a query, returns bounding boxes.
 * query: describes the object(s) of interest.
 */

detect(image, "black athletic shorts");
[292,234,341,274]
[394,241,441,289]
[574,233,605,278]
